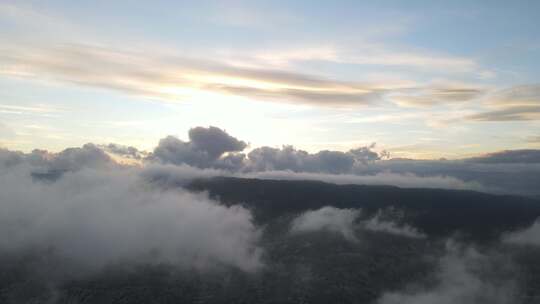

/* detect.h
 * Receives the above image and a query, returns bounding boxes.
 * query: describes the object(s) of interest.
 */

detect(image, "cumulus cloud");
[377,241,516,304]
[245,143,383,174]
[150,126,246,169]
[0,155,263,274]
[363,211,425,238]
[290,207,360,241]
[101,143,147,160]
[6,125,540,197]
[189,126,247,158]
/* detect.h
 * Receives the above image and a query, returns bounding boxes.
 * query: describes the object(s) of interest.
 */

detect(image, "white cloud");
[363,211,425,238]
[0,161,263,273]
[290,207,360,241]
[243,170,484,192]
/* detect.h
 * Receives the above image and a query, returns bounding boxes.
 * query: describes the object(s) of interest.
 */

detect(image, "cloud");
[363,158,540,196]
[0,157,262,274]
[377,241,516,304]
[466,84,540,121]
[26,143,114,176]
[254,44,478,73]
[290,206,425,242]
[503,219,540,245]
[188,126,247,159]
[0,44,386,107]
[466,105,540,121]
[150,126,247,169]
[245,144,383,174]
[150,127,385,174]
[488,84,540,107]
[363,211,425,238]
[7,126,540,197]
[101,143,146,160]
[243,171,484,192]
[466,149,540,164]
[0,43,497,110]
[391,86,485,107]
[290,207,360,241]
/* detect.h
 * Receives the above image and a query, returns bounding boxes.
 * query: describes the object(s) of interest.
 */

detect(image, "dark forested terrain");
[2,177,540,303]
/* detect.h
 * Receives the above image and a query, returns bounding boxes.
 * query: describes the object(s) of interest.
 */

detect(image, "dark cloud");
[150,126,247,168]
[4,126,540,197]
[188,126,247,159]
[245,145,382,174]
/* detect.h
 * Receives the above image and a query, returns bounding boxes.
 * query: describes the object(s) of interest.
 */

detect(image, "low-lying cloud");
[377,241,516,304]
[0,158,263,273]
[290,207,360,241]
[503,219,540,246]
[290,206,425,241]
[364,211,425,238]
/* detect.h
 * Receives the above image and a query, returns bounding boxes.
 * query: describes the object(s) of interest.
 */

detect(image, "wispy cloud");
[0,44,389,107]
[0,103,66,116]
[390,86,486,108]
[464,84,540,121]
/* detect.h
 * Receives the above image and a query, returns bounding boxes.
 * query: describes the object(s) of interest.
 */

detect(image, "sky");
[1,0,539,159]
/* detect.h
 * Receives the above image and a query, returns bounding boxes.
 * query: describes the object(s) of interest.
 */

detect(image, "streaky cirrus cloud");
[390,86,486,108]
[0,44,386,107]
[465,84,540,121]
[0,42,510,113]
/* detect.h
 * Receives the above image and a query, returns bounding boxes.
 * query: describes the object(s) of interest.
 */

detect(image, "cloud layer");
[0,152,263,273]
[7,125,540,197]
